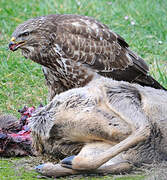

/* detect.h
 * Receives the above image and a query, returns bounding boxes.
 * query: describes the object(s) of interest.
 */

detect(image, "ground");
[0,157,145,180]
[0,0,167,179]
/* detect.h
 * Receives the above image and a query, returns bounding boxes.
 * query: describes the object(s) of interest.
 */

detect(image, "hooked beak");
[9,37,26,51]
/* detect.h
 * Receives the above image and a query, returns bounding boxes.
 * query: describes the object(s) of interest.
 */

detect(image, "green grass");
[0,0,167,179]
[0,0,167,115]
[0,157,55,180]
[0,158,144,180]
[0,158,39,180]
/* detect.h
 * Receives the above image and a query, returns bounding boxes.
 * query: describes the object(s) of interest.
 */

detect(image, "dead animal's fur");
[0,110,34,157]
[29,77,167,177]
[0,114,19,132]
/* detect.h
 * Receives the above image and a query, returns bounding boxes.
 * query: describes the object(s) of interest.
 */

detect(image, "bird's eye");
[22,32,29,36]
[18,32,29,38]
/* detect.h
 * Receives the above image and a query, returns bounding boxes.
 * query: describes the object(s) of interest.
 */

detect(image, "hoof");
[35,164,44,173]
[35,163,57,177]
[61,155,75,169]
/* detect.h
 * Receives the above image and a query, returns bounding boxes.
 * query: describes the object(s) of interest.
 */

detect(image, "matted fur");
[29,77,167,177]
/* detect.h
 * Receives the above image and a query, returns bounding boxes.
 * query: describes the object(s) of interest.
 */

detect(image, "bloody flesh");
[0,106,35,157]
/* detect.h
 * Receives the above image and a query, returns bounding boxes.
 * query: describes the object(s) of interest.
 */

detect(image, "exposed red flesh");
[9,44,16,51]
[9,41,24,51]
[0,106,36,157]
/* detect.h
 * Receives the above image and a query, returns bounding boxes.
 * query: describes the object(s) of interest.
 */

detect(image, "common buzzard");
[9,14,166,100]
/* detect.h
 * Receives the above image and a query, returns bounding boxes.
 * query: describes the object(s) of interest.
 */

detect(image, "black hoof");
[61,155,75,169]
[35,164,44,173]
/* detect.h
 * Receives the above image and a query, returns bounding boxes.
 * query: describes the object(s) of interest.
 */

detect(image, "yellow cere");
[11,37,16,42]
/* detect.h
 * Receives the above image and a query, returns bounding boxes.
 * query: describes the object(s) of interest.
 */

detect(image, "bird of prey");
[9,14,166,100]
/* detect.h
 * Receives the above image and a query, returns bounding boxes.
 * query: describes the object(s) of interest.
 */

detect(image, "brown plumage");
[9,14,166,100]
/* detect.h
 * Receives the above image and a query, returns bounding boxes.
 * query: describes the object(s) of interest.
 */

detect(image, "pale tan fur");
[29,77,167,177]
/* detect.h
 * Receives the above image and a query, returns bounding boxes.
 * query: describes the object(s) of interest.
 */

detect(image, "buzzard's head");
[9,16,56,59]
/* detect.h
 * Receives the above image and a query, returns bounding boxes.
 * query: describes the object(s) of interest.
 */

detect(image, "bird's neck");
[30,53,96,90]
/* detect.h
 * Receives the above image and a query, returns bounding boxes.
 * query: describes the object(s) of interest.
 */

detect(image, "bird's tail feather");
[134,74,167,91]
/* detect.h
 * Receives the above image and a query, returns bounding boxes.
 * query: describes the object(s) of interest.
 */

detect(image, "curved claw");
[61,155,75,169]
